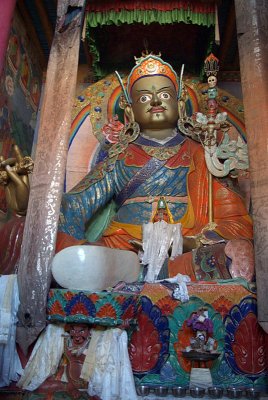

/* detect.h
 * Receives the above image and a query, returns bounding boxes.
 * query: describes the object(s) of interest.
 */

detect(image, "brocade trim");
[141,144,182,160]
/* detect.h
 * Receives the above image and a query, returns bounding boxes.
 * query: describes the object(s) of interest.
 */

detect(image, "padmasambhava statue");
[57,55,253,281]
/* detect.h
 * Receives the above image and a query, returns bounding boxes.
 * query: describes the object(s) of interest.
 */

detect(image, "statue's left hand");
[183,236,199,252]
[0,157,16,168]
[199,229,225,245]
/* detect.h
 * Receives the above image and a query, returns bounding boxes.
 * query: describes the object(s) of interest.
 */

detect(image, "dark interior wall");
[218,81,242,100]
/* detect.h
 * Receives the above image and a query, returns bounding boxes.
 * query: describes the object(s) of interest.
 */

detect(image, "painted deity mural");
[0,10,42,215]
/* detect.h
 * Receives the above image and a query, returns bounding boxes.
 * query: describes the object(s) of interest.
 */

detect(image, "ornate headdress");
[126,55,179,101]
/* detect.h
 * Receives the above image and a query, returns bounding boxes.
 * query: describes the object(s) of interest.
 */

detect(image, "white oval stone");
[52,245,140,291]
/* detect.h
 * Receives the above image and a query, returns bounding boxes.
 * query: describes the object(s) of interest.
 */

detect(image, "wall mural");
[0,10,42,213]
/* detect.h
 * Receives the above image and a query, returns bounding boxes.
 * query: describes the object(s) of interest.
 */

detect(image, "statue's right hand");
[0,157,16,168]
[183,236,200,253]
[5,165,22,184]
[0,170,8,185]
[13,144,23,163]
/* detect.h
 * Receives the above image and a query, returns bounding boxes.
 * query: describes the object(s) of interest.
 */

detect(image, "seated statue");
[56,55,253,282]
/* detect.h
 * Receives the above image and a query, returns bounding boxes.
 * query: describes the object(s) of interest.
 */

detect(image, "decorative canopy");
[85,0,218,80]
[86,1,216,27]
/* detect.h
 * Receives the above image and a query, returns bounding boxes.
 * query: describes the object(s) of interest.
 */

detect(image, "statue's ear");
[119,94,128,110]
[119,94,135,123]
[124,104,135,124]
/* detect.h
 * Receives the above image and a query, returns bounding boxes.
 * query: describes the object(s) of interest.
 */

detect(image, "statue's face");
[130,76,179,133]
[69,324,90,346]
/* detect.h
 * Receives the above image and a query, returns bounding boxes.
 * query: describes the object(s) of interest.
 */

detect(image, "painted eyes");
[159,92,171,100]
[139,92,171,103]
[139,94,152,103]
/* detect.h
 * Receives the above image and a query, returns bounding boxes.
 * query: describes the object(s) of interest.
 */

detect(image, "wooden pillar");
[235,0,268,332]
[17,0,86,354]
[0,0,16,75]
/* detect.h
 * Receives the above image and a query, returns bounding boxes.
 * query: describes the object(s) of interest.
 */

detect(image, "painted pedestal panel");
[129,283,267,390]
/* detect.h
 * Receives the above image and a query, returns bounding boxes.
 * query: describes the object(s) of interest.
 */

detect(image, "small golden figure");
[0,145,34,216]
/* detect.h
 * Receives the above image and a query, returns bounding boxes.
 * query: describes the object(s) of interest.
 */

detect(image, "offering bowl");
[136,385,150,396]
[246,388,261,399]
[226,387,244,399]
[172,386,187,397]
[155,386,168,396]
[190,387,206,398]
[208,386,224,399]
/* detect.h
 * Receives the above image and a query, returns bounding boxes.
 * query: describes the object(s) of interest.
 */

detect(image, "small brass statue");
[0,145,34,216]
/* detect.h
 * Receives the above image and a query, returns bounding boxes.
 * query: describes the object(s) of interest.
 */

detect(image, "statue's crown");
[127,55,179,98]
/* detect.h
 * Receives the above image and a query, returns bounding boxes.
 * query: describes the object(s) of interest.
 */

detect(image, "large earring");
[108,121,140,159]
[123,104,140,142]
[108,109,140,159]
[122,120,140,143]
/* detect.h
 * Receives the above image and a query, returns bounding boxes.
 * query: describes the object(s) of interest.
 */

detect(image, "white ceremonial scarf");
[81,328,137,400]
[0,275,23,387]
[17,324,64,391]
[142,221,183,282]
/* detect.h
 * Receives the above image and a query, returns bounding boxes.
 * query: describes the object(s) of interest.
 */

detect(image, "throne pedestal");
[47,280,267,392]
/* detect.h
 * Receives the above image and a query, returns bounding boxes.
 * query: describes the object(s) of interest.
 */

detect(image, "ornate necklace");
[141,143,182,160]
